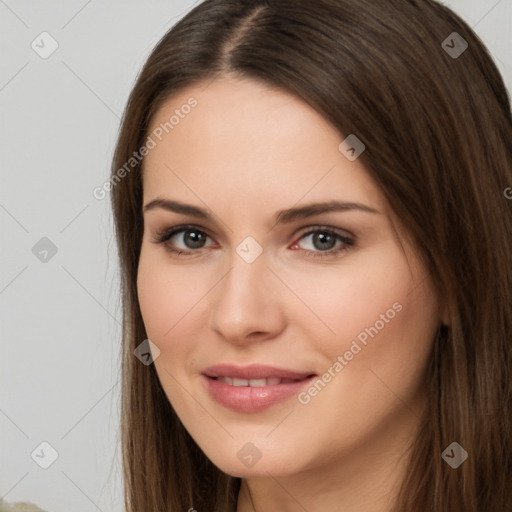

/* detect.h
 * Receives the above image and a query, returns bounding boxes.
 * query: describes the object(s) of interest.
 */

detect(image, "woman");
[110,0,512,510]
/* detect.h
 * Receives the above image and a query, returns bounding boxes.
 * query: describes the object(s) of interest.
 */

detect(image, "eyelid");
[151,224,215,244]
[294,223,355,239]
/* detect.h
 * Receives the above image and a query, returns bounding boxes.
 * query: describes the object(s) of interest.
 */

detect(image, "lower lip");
[202,375,316,412]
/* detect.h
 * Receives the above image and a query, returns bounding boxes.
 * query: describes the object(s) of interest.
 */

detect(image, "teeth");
[216,377,293,386]
[248,378,267,387]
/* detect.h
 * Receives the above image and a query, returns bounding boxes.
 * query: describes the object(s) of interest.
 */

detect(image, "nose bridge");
[221,241,270,308]
[209,239,283,340]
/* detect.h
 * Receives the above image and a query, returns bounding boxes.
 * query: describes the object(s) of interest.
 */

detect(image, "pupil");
[314,232,335,250]
[185,230,205,249]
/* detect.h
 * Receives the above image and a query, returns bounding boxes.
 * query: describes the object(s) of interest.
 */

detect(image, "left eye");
[152,225,354,259]
[293,228,353,257]
[153,226,214,253]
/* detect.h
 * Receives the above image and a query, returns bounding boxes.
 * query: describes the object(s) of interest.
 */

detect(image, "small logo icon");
[441,32,468,59]
[32,237,58,263]
[134,338,160,365]
[236,236,263,264]
[338,134,365,161]
[31,441,59,469]
[31,31,59,59]
[441,441,468,468]
[237,442,263,468]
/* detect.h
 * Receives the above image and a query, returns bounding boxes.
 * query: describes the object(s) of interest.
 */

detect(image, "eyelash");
[151,224,354,259]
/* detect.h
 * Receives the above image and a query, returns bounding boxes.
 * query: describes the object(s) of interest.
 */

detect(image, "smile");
[202,364,317,412]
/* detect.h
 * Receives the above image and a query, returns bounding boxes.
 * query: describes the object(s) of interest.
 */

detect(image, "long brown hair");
[110,0,512,510]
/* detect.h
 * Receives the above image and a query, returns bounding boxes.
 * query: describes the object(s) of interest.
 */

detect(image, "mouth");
[211,376,308,386]
[202,363,316,381]
[201,364,317,412]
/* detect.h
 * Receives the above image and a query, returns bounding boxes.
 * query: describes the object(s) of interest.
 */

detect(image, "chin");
[199,440,310,479]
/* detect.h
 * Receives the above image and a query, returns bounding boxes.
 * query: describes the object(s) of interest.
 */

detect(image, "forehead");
[142,76,388,217]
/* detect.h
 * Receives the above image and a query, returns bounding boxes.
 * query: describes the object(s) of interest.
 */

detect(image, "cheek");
[290,266,438,459]
[284,257,410,351]
[137,253,202,409]
[288,247,438,378]
[137,261,170,340]
[137,248,203,340]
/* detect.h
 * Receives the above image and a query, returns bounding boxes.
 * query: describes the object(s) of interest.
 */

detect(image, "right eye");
[152,225,215,256]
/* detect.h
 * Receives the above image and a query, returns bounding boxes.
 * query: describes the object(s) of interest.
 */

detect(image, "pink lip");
[201,364,316,413]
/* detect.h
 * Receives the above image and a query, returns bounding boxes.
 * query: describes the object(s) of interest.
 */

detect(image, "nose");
[208,251,286,345]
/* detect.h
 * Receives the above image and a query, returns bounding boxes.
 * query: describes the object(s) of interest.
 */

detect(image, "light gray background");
[1,1,510,511]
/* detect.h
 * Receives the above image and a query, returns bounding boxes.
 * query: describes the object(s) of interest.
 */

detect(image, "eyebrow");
[143,198,379,224]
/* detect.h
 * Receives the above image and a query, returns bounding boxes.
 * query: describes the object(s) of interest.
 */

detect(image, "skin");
[137,75,446,512]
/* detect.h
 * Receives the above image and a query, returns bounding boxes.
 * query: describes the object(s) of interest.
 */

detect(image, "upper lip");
[202,364,316,380]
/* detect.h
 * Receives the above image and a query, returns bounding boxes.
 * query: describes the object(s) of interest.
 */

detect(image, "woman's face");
[137,75,443,480]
